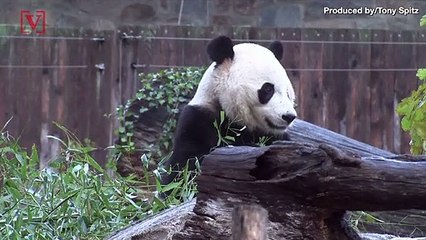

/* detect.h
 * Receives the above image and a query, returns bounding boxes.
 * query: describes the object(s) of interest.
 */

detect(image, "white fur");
[189,43,297,135]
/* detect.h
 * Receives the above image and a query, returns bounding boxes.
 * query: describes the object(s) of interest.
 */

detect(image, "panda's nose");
[282,114,296,124]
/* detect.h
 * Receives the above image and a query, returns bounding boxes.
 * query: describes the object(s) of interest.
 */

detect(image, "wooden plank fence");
[0,25,425,166]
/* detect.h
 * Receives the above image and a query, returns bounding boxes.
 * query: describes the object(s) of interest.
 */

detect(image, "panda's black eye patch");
[258,82,275,104]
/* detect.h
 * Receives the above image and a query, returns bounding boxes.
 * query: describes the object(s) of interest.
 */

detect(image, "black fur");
[282,114,296,124]
[258,82,275,104]
[207,36,234,65]
[160,105,218,186]
[160,105,281,187]
[269,41,283,61]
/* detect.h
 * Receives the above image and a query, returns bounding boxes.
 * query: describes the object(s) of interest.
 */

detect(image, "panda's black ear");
[269,41,283,61]
[207,36,234,65]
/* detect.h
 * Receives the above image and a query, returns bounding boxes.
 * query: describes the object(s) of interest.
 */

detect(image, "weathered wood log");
[287,119,426,236]
[285,119,396,158]
[171,142,426,239]
[107,200,425,240]
[232,205,268,240]
[107,199,196,240]
[107,119,426,240]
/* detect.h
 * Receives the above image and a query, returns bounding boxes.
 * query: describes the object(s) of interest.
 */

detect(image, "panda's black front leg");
[160,105,218,188]
[281,131,292,141]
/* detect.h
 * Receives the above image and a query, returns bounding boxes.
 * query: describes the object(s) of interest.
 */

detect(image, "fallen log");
[107,119,426,240]
[107,199,196,240]
[232,205,268,240]
[286,119,426,236]
[285,119,396,158]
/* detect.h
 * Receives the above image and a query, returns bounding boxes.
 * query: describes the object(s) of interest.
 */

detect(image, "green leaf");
[420,15,426,27]
[413,122,426,138]
[417,68,426,81]
[401,117,412,131]
[224,136,235,141]
[140,154,149,169]
[151,196,167,211]
[85,155,103,173]
[161,181,181,192]
[72,165,82,173]
[118,127,126,133]
[14,152,25,166]
[220,111,225,125]
[136,92,144,100]
[5,180,22,199]
[413,111,424,121]
[30,144,39,167]
[396,98,415,115]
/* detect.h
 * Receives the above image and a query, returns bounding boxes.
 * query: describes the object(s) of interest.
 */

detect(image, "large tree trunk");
[108,119,426,240]
[285,119,396,158]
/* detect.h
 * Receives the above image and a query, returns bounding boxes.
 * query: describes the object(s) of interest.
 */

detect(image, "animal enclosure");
[0,25,425,165]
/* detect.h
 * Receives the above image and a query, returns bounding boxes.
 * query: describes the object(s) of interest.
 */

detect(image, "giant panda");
[160,36,298,186]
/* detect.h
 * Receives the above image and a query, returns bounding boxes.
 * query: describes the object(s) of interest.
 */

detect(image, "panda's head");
[190,36,297,136]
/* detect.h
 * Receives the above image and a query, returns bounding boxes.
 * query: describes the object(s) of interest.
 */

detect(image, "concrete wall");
[0,0,424,30]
